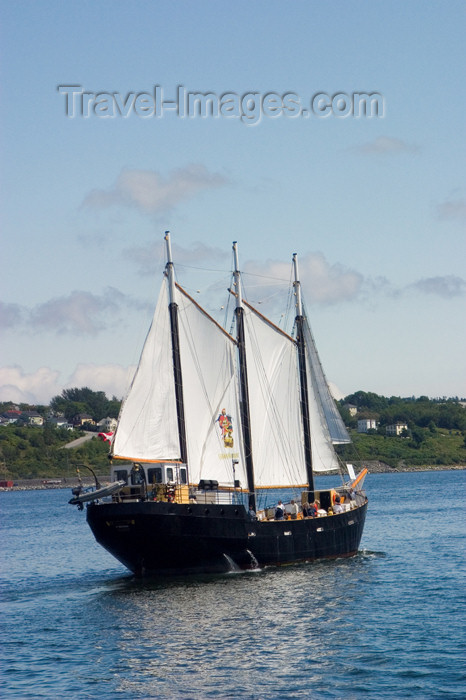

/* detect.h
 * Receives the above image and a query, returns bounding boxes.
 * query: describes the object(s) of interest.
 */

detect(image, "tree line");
[0,388,465,479]
[49,387,121,423]
[339,391,466,432]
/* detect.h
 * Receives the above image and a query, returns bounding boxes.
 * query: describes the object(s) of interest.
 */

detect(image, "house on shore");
[344,404,358,417]
[357,418,378,433]
[21,411,44,427]
[1,410,21,424]
[48,416,73,430]
[386,422,409,436]
[97,417,117,432]
[73,414,95,427]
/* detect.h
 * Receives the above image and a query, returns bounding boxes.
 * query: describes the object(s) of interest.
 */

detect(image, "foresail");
[112,279,180,461]
[176,286,247,488]
[242,303,308,488]
[302,315,342,472]
[303,310,351,445]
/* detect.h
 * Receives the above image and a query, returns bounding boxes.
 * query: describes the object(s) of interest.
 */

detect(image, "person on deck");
[290,500,299,519]
[333,495,343,514]
[275,500,285,520]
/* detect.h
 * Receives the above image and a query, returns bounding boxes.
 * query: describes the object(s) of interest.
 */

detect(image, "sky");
[1,0,465,406]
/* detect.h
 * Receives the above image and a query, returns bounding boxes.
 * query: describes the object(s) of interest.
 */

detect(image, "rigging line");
[225,267,236,333]
[175,247,291,284]
[241,271,292,283]
[175,263,230,274]
[284,263,296,334]
[278,263,295,331]
[176,283,237,343]
[247,288,287,307]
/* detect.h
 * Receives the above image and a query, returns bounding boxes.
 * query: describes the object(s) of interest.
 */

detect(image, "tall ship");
[70,233,368,575]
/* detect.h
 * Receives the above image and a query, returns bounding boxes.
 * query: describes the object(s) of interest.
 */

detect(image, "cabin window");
[180,468,187,485]
[166,467,174,481]
[147,467,163,484]
[130,464,144,484]
[115,469,128,484]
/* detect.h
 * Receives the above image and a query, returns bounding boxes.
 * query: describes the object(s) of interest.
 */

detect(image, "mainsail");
[240,298,341,481]
[242,302,307,488]
[175,285,245,486]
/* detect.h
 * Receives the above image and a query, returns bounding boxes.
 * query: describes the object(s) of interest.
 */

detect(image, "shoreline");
[1,462,464,493]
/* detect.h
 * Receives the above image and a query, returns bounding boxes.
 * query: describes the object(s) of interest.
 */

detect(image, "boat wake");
[223,553,242,572]
[246,549,261,570]
[358,549,386,559]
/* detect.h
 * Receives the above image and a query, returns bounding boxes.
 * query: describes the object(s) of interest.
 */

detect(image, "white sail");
[112,277,247,488]
[303,311,351,445]
[113,247,346,489]
[242,303,308,488]
[176,285,246,486]
[112,280,180,461]
[112,279,180,461]
[305,351,340,473]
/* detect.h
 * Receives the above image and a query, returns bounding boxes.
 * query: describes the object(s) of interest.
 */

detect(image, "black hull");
[86,500,368,576]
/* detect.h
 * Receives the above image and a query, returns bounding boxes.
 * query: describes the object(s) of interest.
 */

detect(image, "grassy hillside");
[337,428,466,468]
[1,388,465,480]
[0,426,111,480]
[0,424,464,482]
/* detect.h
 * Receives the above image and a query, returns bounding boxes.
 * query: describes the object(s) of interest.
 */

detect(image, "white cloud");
[355,136,419,155]
[65,363,136,400]
[0,363,136,405]
[243,252,363,305]
[83,165,228,215]
[0,366,61,404]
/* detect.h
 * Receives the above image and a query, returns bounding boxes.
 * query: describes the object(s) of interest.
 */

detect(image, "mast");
[233,242,256,512]
[293,253,315,501]
[164,231,188,467]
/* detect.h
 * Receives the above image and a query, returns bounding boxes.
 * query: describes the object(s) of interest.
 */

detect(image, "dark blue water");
[1,471,465,699]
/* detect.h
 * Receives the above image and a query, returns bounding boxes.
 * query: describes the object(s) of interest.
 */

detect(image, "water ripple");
[1,472,466,699]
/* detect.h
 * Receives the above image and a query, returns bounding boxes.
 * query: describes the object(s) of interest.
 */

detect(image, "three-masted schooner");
[70,233,368,575]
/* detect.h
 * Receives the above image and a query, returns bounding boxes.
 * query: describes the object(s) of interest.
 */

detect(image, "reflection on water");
[78,555,385,698]
[1,471,465,699]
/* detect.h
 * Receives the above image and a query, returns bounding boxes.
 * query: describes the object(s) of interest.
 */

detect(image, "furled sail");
[241,303,308,488]
[302,309,351,445]
[112,278,247,488]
